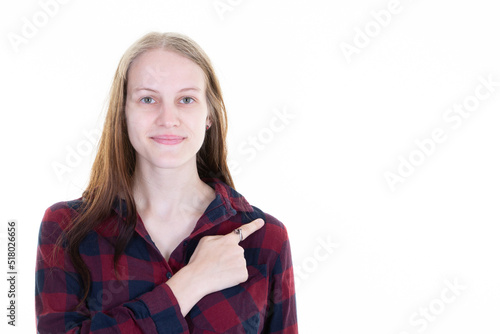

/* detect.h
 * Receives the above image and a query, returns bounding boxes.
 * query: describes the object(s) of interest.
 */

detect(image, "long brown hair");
[57,32,234,306]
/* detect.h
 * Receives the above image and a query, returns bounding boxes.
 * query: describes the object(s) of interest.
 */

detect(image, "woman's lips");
[151,135,185,145]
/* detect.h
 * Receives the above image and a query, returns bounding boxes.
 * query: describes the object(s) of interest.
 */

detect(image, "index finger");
[228,218,265,242]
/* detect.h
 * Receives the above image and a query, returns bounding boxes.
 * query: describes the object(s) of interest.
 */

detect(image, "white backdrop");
[1,0,500,333]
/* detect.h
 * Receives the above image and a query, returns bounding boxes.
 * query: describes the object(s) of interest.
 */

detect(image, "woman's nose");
[155,103,180,127]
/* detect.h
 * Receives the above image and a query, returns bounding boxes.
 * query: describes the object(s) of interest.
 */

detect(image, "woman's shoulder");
[241,204,285,228]
[39,198,84,242]
[42,198,84,222]
[207,177,291,244]
[217,180,290,242]
[246,205,290,242]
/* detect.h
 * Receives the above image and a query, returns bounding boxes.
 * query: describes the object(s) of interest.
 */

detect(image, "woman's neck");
[130,159,215,220]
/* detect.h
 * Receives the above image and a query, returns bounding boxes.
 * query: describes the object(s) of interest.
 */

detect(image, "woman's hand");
[166,218,265,316]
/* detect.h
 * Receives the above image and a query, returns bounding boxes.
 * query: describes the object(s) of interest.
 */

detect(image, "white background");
[1,0,500,333]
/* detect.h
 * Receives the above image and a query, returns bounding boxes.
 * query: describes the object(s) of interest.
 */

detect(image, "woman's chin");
[145,156,194,171]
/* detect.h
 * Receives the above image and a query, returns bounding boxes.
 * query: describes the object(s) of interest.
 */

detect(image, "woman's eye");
[140,97,156,104]
[180,97,194,104]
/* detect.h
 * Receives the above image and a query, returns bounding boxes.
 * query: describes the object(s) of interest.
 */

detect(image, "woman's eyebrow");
[132,87,159,93]
[177,87,202,93]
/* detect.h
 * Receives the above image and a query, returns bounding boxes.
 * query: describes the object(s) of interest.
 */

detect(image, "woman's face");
[125,48,210,172]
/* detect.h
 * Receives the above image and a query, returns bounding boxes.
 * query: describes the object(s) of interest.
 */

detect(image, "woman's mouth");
[151,135,185,145]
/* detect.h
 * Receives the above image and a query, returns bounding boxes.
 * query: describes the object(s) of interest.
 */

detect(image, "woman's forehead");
[127,49,205,91]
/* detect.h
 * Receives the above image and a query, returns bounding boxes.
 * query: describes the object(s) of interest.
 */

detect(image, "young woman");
[35,32,297,333]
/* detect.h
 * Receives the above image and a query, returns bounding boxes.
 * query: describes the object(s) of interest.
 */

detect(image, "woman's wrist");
[165,264,207,317]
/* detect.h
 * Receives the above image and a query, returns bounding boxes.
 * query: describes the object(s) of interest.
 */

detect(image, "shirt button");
[166,272,172,279]
[183,241,188,247]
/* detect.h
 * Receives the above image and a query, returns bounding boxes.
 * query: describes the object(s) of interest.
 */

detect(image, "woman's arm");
[35,206,189,334]
[36,267,188,333]
[166,219,265,316]
[262,223,298,333]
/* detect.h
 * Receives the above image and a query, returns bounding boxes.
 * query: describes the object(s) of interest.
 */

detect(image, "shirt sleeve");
[35,205,190,334]
[263,222,298,333]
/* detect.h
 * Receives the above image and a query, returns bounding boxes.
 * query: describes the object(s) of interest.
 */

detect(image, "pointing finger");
[228,218,265,243]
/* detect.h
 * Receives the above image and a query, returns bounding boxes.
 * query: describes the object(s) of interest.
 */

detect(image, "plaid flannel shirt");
[35,178,298,333]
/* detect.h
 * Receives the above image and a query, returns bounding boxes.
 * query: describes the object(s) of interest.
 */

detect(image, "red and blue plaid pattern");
[35,178,298,333]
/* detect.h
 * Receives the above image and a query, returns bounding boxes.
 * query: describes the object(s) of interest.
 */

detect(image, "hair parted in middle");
[55,32,234,307]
